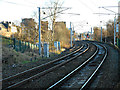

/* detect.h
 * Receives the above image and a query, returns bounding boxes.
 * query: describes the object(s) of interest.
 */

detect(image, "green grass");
[2,38,13,45]
[38,56,49,60]
[21,59,39,64]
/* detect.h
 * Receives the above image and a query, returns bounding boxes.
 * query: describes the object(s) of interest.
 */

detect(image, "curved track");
[2,43,90,89]
[47,43,107,89]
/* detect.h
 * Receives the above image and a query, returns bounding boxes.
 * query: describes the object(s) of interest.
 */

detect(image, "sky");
[0,0,120,33]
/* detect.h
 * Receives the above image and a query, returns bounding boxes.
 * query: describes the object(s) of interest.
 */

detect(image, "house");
[21,18,49,42]
[21,18,48,31]
[0,21,17,37]
[21,18,37,30]
[55,21,66,29]
[41,21,48,31]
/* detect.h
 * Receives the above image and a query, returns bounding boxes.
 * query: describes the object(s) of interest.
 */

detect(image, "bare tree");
[47,0,64,42]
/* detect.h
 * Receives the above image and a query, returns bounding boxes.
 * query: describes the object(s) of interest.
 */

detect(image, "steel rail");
[4,43,90,89]
[47,43,98,90]
[2,44,83,83]
[80,43,107,90]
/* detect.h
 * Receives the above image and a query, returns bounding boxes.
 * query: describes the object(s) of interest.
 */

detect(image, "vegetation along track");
[47,43,107,89]
[60,42,82,56]
[2,42,89,89]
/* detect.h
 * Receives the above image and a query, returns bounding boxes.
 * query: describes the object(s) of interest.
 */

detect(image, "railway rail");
[2,42,90,89]
[47,43,107,89]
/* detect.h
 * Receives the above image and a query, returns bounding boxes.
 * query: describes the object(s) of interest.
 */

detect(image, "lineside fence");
[117,38,120,48]
[1,35,39,53]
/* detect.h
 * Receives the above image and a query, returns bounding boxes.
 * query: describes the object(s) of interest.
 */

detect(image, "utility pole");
[73,26,75,44]
[100,21,102,42]
[37,7,71,55]
[90,27,92,40]
[114,15,116,45]
[97,6,119,45]
[70,22,72,47]
[101,27,102,42]
[38,7,41,55]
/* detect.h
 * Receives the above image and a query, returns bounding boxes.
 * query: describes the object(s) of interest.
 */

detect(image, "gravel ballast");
[21,43,96,88]
[2,41,120,89]
[90,43,120,89]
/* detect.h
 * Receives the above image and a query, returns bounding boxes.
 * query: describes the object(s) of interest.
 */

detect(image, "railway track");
[47,43,107,89]
[2,42,90,89]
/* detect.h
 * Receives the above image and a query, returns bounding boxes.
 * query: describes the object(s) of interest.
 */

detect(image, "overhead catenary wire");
[60,13,80,15]
[90,0,99,7]
[100,6,120,8]
[99,6,117,14]
[41,7,71,20]
[93,13,118,15]
[1,0,35,7]
[77,0,96,13]
[1,0,72,21]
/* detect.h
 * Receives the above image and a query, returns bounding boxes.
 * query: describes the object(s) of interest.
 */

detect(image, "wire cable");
[1,0,36,7]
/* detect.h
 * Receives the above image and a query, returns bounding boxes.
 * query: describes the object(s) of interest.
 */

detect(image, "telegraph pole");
[91,27,92,40]
[97,6,119,45]
[100,21,102,42]
[73,25,75,44]
[114,15,116,45]
[38,7,41,55]
[37,7,71,55]
[101,27,102,42]
[70,22,72,47]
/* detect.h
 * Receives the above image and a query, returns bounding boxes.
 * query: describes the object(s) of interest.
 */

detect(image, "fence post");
[31,43,32,50]
[25,42,26,50]
[28,42,30,49]
[19,40,21,51]
[58,42,61,50]
[36,44,37,49]
[13,38,16,49]
[21,41,24,53]
[54,41,58,51]
[34,44,35,50]
[8,38,10,45]
[44,42,49,57]
[117,38,120,48]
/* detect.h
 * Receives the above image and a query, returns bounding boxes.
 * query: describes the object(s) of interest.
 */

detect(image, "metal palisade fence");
[117,38,120,48]
[1,35,38,53]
